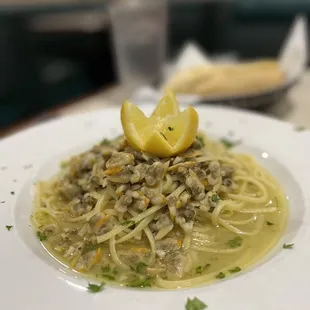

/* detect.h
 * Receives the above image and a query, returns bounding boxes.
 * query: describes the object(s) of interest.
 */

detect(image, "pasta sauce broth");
[32,135,287,289]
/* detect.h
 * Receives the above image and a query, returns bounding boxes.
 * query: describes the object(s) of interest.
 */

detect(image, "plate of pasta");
[0,96,309,310]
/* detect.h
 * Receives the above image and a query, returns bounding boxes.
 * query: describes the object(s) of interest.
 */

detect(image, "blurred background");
[0,0,309,136]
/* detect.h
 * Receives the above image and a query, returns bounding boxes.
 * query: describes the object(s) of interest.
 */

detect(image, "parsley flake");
[101,265,111,273]
[196,266,203,275]
[185,297,207,310]
[5,225,13,231]
[196,136,205,146]
[196,264,211,275]
[60,161,69,168]
[266,221,274,226]
[211,194,219,202]
[168,126,174,131]
[215,272,226,279]
[283,243,294,249]
[87,282,105,293]
[295,125,306,132]
[1,201,5,204]
[121,220,135,227]
[229,266,241,273]
[126,276,153,288]
[37,231,47,241]
[101,274,115,281]
[220,138,241,149]
[83,243,98,254]
[226,236,243,248]
[100,138,111,145]
[100,265,116,280]
[136,262,148,274]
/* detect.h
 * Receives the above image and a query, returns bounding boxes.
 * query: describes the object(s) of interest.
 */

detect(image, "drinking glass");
[108,0,167,86]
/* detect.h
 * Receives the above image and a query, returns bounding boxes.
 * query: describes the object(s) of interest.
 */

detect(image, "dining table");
[1,69,310,139]
[31,69,310,123]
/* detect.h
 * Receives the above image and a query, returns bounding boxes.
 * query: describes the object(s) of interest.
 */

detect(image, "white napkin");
[131,15,308,106]
[279,15,308,82]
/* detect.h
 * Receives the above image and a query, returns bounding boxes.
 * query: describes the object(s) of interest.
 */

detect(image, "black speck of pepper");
[13,179,17,183]
[0,166,7,171]
[1,201,5,204]
[23,164,33,170]
[10,191,15,195]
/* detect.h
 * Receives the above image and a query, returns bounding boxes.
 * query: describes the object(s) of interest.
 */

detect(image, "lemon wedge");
[121,90,199,157]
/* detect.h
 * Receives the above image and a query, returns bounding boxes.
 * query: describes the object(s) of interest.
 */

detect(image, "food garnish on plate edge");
[32,90,287,290]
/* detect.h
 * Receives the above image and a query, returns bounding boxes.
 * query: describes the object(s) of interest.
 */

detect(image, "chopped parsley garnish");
[196,264,211,275]
[295,125,306,132]
[5,225,13,231]
[211,194,219,202]
[87,282,105,293]
[196,266,203,275]
[101,274,115,281]
[168,126,174,131]
[136,262,148,274]
[101,265,111,273]
[37,231,47,241]
[229,266,241,273]
[0,201,5,203]
[121,220,135,227]
[160,132,168,141]
[283,243,294,249]
[226,236,242,248]
[215,272,226,279]
[196,135,205,146]
[60,161,69,168]
[101,265,117,280]
[126,276,153,288]
[100,138,111,145]
[185,297,207,310]
[220,138,241,149]
[208,206,215,213]
[83,243,98,254]
[266,221,274,226]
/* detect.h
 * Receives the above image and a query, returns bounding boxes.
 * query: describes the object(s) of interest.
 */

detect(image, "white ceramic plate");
[1,105,310,310]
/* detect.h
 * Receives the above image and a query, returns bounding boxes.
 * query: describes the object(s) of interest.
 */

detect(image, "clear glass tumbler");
[108,0,167,86]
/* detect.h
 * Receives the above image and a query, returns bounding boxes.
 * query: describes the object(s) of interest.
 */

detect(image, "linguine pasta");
[32,134,287,289]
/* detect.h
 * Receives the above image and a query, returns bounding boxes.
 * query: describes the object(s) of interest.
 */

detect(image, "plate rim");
[0,105,310,310]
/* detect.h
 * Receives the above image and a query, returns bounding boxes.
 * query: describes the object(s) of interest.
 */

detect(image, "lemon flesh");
[121,91,199,157]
